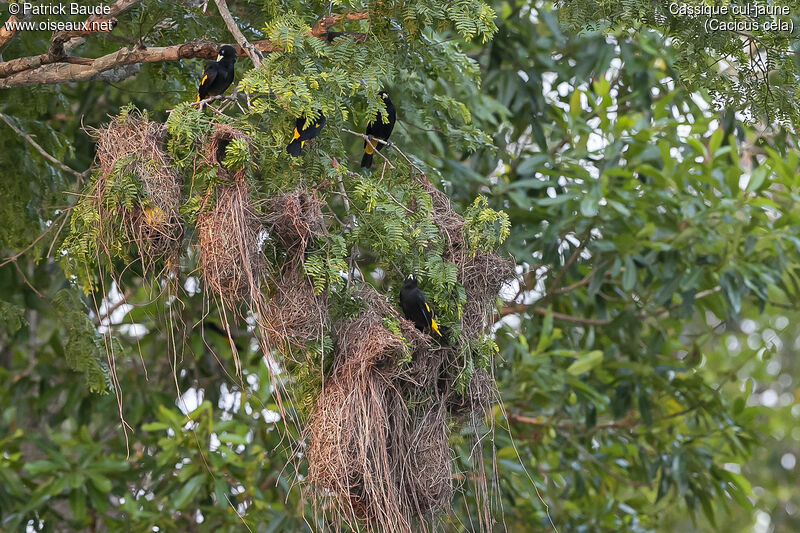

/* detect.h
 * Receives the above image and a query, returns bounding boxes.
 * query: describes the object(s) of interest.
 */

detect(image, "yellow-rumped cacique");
[361,90,396,168]
[399,273,442,337]
[286,112,326,157]
[196,45,237,102]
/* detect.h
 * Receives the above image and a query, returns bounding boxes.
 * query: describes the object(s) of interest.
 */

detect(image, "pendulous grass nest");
[305,177,514,531]
[264,189,325,260]
[196,178,265,307]
[260,188,328,348]
[263,266,328,348]
[89,110,183,273]
[307,286,456,532]
[418,177,515,337]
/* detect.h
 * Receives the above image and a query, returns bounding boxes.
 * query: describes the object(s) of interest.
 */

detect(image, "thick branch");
[0,0,140,78]
[0,15,21,53]
[0,40,218,88]
[0,11,369,89]
[311,12,370,37]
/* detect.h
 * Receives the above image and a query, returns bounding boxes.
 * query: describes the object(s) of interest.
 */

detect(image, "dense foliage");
[1,0,800,532]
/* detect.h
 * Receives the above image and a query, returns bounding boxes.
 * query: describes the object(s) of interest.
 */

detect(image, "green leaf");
[622,256,637,292]
[746,166,768,192]
[218,432,249,445]
[567,350,604,375]
[23,460,60,475]
[88,472,112,493]
[173,474,206,509]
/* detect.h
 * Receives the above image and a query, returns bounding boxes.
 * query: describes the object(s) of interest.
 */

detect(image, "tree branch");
[311,12,370,37]
[0,112,84,178]
[0,14,21,54]
[0,0,140,78]
[213,0,262,68]
[496,303,613,326]
[0,11,369,89]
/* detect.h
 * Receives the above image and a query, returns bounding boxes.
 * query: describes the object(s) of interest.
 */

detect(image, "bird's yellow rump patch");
[430,318,441,336]
[365,139,376,155]
[291,128,300,141]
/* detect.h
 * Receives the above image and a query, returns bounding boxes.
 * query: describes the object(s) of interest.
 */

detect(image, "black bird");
[286,113,326,156]
[361,91,396,168]
[196,45,237,102]
[399,273,442,337]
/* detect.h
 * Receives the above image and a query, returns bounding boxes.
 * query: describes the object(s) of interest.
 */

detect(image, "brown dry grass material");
[263,267,328,347]
[446,367,496,422]
[399,406,453,516]
[454,249,516,337]
[417,176,515,337]
[204,123,251,179]
[258,187,326,351]
[264,190,325,260]
[307,285,452,532]
[418,178,465,251]
[89,111,183,273]
[307,175,512,532]
[307,374,407,530]
[196,179,264,307]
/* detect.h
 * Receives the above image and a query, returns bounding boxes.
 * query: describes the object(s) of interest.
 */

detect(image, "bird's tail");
[286,140,303,157]
[361,152,373,168]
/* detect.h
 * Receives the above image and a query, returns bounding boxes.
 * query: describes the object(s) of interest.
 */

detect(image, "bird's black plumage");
[197,45,237,102]
[399,274,441,337]
[286,113,326,156]
[361,91,396,168]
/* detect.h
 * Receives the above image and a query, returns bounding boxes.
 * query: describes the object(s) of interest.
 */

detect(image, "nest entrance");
[204,123,251,176]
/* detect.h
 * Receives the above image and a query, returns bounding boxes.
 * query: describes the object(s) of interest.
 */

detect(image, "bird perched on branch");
[196,45,237,102]
[399,273,442,337]
[361,90,396,168]
[286,113,326,157]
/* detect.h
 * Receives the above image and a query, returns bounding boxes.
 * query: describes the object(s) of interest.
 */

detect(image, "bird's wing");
[419,298,433,323]
[420,298,442,335]
[299,117,324,141]
[200,62,219,90]
[364,112,382,152]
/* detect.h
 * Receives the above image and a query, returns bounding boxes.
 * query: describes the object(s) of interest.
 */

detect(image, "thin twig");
[562,432,650,488]
[496,303,612,325]
[338,128,395,169]
[0,113,84,179]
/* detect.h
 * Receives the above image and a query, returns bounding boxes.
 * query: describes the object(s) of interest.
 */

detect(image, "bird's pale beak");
[216,54,223,62]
